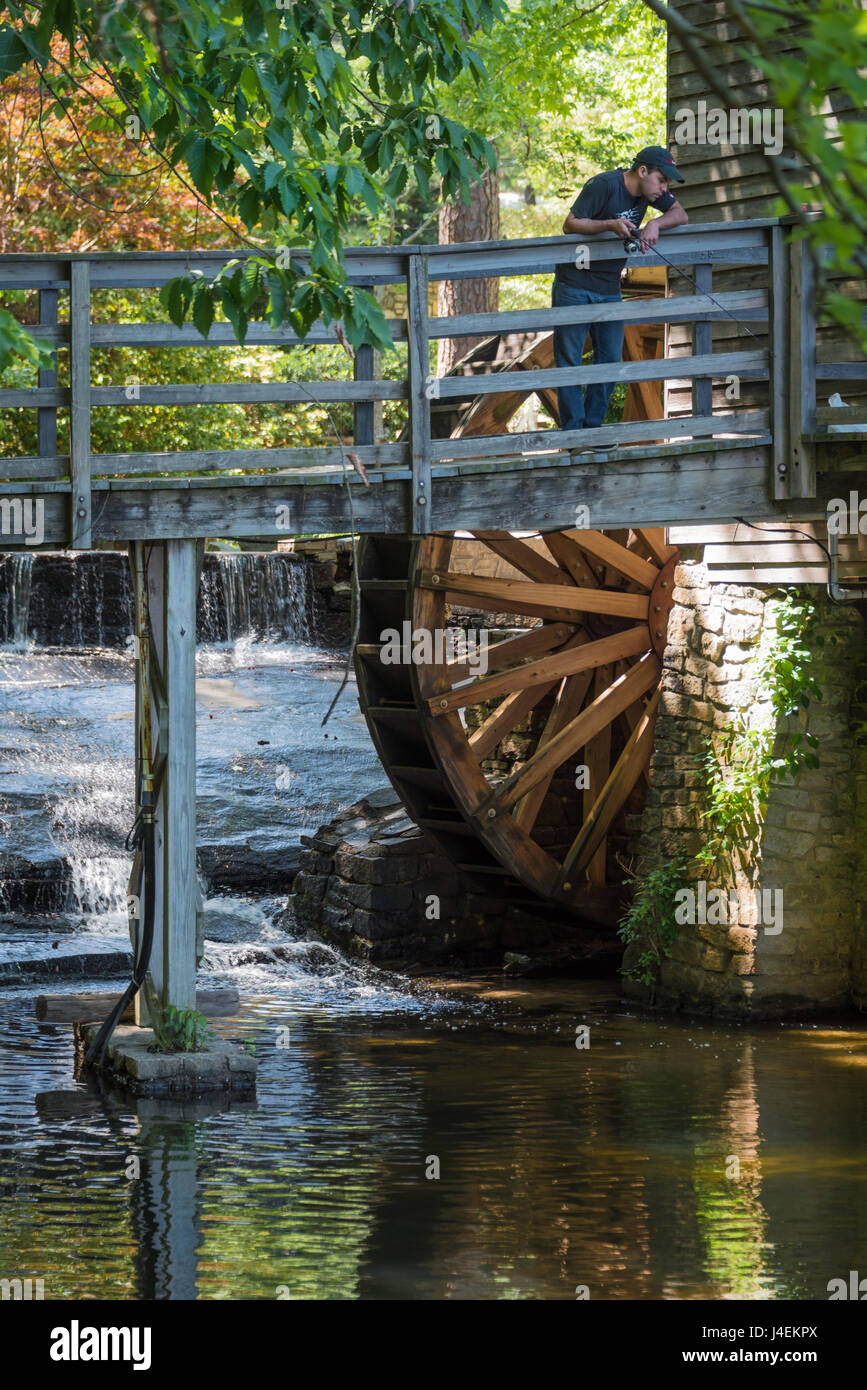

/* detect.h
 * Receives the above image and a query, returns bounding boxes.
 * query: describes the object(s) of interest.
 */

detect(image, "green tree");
[0,0,505,369]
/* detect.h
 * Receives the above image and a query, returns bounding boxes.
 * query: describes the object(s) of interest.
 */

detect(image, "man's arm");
[639,200,688,247]
[563,212,638,239]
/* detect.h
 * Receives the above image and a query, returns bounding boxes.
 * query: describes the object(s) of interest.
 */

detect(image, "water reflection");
[2,976,865,1301]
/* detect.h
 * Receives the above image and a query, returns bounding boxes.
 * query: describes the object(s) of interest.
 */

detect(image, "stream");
[0,553,865,1301]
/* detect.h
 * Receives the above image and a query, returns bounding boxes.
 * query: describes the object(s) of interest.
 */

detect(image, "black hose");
[84,808,156,1069]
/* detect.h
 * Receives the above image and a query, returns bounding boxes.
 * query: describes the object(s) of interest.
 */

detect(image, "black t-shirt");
[555,168,675,295]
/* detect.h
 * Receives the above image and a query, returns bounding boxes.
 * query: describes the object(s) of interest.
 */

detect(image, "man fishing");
[552,145,688,440]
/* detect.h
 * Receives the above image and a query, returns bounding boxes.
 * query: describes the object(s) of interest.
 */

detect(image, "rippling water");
[1,960,866,1301]
[1,626,866,1302]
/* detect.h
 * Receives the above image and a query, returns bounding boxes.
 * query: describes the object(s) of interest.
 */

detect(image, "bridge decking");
[0,218,864,548]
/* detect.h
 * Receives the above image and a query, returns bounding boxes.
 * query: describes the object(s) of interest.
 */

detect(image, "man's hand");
[609,218,639,240]
[638,220,661,251]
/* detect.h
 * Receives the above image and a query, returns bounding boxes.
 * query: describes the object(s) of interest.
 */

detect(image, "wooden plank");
[474,534,573,585]
[443,620,577,685]
[469,683,558,761]
[816,406,867,424]
[354,302,376,452]
[560,529,659,589]
[635,528,677,565]
[789,237,817,497]
[35,987,239,1022]
[90,380,406,406]
[582,664,613,884]
[428,625,649,715]
[418,570,650,619]
[37,289,59,460]
[407,254,431,533]
[89,319,408,347]
[542,530,600,588]
[426,290,768,339]
[431,410,770,461]
[435,350,769,400]
[692,265,714,417]
[560,689,660,886]
[485,652,661,813]
[69,261,92,549]
[90,442,408,475]
[513,668,594,833]
[769,225,791,500]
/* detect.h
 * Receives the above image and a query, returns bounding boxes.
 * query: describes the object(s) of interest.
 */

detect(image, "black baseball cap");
[631,145,685,183]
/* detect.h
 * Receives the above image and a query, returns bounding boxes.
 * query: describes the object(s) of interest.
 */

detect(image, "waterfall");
[0,551,312,647]
[198,553,312,644]
[0,554,34,647]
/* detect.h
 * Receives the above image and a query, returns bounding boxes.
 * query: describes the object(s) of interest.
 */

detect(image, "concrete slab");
[75,1022,257,1097]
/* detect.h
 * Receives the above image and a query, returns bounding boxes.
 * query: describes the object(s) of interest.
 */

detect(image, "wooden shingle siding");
[668,521,867,585]
[664,0,867,430]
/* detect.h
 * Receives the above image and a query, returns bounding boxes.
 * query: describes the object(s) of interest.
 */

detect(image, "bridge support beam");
[132,540,198,1023]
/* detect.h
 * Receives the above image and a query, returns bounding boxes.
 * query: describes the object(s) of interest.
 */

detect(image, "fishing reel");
[623,226,644,254]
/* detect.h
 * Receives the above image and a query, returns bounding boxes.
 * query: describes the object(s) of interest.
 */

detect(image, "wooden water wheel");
[354,527,678,925]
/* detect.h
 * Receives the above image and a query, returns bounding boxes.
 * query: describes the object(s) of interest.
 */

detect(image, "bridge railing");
[0,217,859,544]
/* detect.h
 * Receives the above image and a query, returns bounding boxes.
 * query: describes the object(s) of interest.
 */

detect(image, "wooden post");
[692,264,713,419]
[37,289,58,461]
[134,540,198,1022]
[407,254,432,534]
[788,235,816,498]
[769,225,791,500]
[69,261,92,548]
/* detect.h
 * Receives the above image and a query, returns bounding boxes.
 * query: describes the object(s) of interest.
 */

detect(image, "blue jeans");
[552,281,624,431]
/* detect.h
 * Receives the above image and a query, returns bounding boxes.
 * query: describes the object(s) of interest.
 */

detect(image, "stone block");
[703,947,728,973]
[342,881,414,912]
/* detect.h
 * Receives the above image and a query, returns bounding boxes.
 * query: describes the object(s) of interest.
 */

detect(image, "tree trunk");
[436,165,500,376]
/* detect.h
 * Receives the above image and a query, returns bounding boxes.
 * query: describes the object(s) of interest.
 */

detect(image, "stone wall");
[625,555,867,1018]
[291,788,618,972]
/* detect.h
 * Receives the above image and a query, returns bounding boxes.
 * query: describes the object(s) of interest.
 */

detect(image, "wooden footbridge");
[2,219,865,1020]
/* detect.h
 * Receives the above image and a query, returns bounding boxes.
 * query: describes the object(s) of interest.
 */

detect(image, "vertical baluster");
[769,224,791,499]
[69,261,92,548]
[692,263,713,421]
[37,288,58,462]
[407,254,432,534]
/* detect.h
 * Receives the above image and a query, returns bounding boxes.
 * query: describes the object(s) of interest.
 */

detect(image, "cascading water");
[0,554,34,648]
[0,549,384,976]
[198,552,312,644]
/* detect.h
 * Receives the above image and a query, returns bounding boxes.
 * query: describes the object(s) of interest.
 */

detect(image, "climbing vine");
[619,590,830,983]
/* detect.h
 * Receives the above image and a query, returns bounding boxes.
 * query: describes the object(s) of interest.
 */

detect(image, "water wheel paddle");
[354,527,678,924]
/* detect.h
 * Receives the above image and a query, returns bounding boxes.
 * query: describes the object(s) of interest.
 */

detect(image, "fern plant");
[141,975,213,1053]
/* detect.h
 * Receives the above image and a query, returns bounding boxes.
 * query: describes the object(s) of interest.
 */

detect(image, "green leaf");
[0,24,29,78]
[159,277,192,329]
[192,286,215,339]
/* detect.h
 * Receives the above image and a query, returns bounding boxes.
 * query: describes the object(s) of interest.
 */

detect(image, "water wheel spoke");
[558,689,661,889]
[563,529,660,590]
[468,681,558,761]
[542,530,601,588]
[484,651,661,814]
[443,620,576,688]
[472,533,573,585]
[418,570,650,620]
[581,664,614,884]
[428,624,650,717]
[635,527,678,566]
[513,669,594,833]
